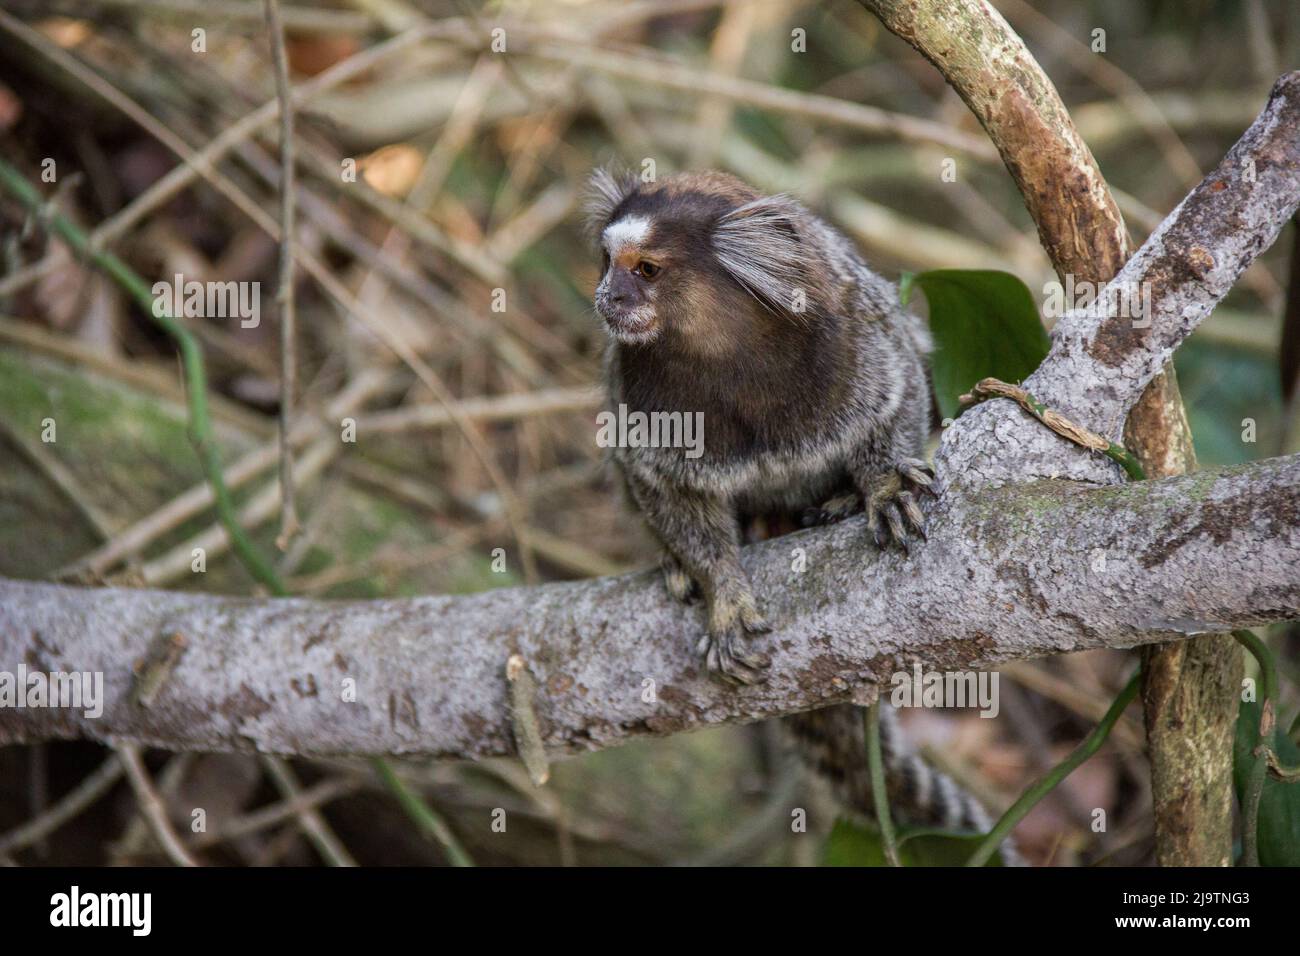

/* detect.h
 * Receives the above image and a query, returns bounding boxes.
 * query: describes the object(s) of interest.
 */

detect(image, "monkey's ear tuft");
[583,166,639,238]
[712,195,828,320]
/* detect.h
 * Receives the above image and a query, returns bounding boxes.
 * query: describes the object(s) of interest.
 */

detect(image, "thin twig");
[0,416,119,538]
[960,378,1147,480]
[1241,726,1270,868]
[114,743,200,867]
[0,315,272,435]
[506,655,550,787]
[1233,628,1279,867]
[110,752,195,862]
[472,760,578,866]
[513,38,1000,162]
[263,0,300,549]
[57,369,390,580]
[369,758,474,867]
[866,700,901,867]
[357,386,601,434]
[260,756,357,866]
[1264,749,1300,783]
[137,436,335,586]
[190,777,363,850]
[0,753,124,856]
[56,0,378,32]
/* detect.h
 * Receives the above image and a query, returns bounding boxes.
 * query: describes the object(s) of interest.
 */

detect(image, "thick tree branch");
[1,456,1297,758]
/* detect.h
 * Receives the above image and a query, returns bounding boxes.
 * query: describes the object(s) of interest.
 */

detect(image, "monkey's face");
[592,207,750,352]
[586,169,830,351]
[593,215,670,345]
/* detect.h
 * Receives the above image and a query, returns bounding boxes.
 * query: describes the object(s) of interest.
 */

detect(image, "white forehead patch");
[602,215,652,253]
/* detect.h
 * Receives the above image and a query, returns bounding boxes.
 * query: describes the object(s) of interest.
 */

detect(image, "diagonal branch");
[856,0,1131,280]
[939,72,1300,491]
[1034,73,1300,432]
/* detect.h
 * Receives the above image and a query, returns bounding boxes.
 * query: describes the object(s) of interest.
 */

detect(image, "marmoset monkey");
[587,169,1020,859]
[587,168,933,685]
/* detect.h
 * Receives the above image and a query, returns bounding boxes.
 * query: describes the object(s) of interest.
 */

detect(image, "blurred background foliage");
[0,0,1296,866]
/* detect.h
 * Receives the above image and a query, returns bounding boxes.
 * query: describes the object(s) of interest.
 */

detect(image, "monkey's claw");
[863,459,934,553]
[697,597,772,685]
[697,625,772,686]
[802,492,861,527]
[896,457,937,495]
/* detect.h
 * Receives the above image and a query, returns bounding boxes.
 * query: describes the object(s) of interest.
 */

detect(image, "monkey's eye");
[633,260,661,280]
[601,250,610,272]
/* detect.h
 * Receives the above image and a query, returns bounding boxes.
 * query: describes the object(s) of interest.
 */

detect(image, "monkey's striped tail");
[784,703,1025,865]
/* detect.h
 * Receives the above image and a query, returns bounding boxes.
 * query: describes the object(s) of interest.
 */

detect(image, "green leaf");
[1233,699,1300,866]
[897,269,917,307]
[907,269,1050,420]
[822,817,891,866]
[820,817,1008,867]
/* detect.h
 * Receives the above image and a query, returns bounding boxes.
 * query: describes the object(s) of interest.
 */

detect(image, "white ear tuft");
[711,195,824,318]
[583,167,638,237]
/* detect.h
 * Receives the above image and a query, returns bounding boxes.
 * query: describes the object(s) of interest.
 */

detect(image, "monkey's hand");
[858,458,935,553]
[697,577,772,686]
[627,472,772,684]
[662,551,770,684]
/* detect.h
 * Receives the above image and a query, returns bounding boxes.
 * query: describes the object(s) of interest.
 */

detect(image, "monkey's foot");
[661,552,700,604]
[802,492,861,527]
[696,593,771,685]
[862,458,934,553]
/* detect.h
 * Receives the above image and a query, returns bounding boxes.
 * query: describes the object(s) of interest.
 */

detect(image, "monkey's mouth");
[600,308,659,344]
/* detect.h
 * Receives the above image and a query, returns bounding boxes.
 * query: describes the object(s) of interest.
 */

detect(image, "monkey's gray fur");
[586,168,1021,862]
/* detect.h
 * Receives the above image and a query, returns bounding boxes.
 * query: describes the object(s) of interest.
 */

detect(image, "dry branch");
[2,455,1297,758]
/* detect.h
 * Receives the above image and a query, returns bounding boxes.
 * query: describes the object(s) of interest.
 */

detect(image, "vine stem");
[0,157,283,591]
[1233,628,1285,866]
[865,701,901,866]
[369,758,474,867]
[966,670,1140,867]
